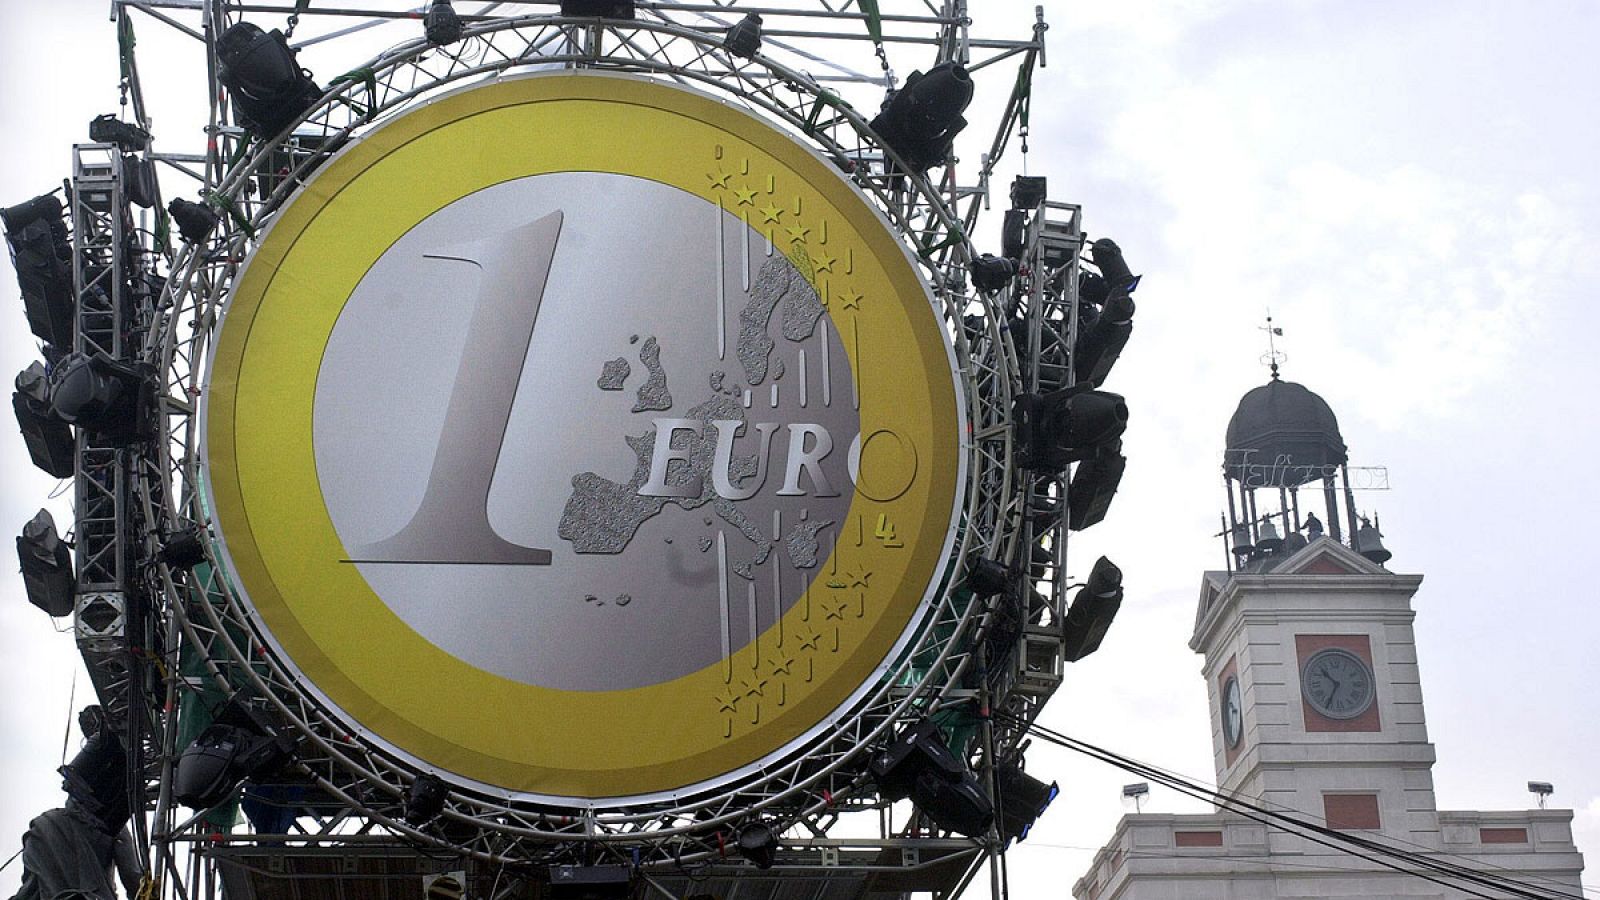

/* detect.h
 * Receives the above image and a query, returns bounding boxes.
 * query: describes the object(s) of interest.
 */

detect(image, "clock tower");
[1191,527,1432,842]
[1194,374,1438,842]
[1072,373,1585,899]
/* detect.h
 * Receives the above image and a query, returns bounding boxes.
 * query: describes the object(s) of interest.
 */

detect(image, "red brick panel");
[1324,793,1381,830]
[1480,827,1530,844]
[1174,830,1225,848]
[1296,634,1382,733]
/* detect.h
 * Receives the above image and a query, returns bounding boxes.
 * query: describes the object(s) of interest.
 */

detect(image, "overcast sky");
[2,1,1596,895]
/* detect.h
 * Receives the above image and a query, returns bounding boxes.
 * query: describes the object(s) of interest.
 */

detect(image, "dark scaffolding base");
[204,839,982,900]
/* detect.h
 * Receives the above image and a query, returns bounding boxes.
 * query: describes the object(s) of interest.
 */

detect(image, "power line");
[998,713,1584,900]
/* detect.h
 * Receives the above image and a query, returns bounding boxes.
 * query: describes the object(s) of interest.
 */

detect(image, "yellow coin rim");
[202,73,965,798]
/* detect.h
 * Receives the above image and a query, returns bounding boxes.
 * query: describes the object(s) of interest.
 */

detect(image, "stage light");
[560,0,636,19]
[159,525,207,570]
[1010,175,1047,211]
[1074,290,1134,388]
[424,0,463,45]
[174,723,292,810]
[969,253,1017,294]
[49,352,154,445]
[1014,388,1129,472]
[168,198,219,245]
[1062,556,1122,662]
[17,508,74,617]
[1077,269,1108,307]
[1067,442,1125,531]
[737,820,778,869]
[1090,237,1136,293]
[869,62,974,173]
[124,155,159,209]
[966,557,1010,597]
[88,114,151,151]
[871,718,995,838]
[216,22,323,138]
[1001,209,1028,260]
[724,13,763,59]
[14,362,74,478]
[404,772,448,824]
[3,193,75,349]
[996,762,1058,843]
[548,865,634,900]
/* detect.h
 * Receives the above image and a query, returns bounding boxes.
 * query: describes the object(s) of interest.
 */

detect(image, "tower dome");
[1223,379,1347,487]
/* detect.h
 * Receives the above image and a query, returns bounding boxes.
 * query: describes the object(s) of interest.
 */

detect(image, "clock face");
[1221,676,1243,748]
[1301,648,1376,720]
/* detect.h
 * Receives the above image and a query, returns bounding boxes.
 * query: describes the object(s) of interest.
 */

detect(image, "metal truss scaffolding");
[35,4,1104,900]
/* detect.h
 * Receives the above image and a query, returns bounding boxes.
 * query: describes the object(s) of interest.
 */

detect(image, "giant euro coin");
[203,74,965,800]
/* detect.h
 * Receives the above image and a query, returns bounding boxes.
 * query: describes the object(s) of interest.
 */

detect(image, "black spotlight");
[869,62,974,173]
[1001,209,1028,260]
[965,557,1010,597]
[871,718,994,838]
[737,820,779,869]
[1009,175,1047,211]
[216,22,323,138]
[724,12,763,59]
[14,362,74,478]
[174,723,293,810]
[424,0,463,45]
[3,193,75,349]
[168,197,219,245]
[1067,442,1125,531]
[17,508,74,617]
[1090,237,1137,293]
[559,0,636,19]
[1075,290,1134,388]
[61,726,131,833]
[404,772,448,825]
[1074,239,1138,387]
[995,762,1058,843]
[123,155,159,210]
[49,352,155,445]
[969,253,1017,294]
[547,865,634,900]
[159,525,208,570]
[1062,556,1123,662]
[1014,388,1129,473]
[1077,269,1108,307]
[89,114,152,151]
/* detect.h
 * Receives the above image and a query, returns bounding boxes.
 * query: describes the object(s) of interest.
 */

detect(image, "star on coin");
[847,566,873,589]
[742,674,769,698]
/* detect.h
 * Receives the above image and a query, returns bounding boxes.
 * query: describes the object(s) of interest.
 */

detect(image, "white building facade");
[1072,536,1586,899]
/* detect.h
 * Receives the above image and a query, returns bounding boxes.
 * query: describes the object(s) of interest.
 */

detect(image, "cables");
[995,713,1585,900]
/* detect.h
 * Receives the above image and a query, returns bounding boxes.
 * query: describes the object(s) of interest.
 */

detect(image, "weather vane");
[1260,309,1286,380]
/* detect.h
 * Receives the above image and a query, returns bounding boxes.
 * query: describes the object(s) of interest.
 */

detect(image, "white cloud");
[1574,795,1600,870]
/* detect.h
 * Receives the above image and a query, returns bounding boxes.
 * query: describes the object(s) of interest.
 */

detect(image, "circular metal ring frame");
[146,14,1028,864]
